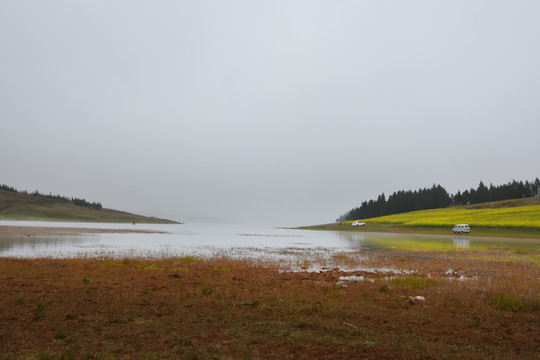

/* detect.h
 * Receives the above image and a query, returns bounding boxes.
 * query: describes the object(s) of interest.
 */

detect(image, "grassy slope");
[305,197,540,238]
[0,190,178,223]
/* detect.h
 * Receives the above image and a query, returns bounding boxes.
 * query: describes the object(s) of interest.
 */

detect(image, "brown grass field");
[1,247,539,359]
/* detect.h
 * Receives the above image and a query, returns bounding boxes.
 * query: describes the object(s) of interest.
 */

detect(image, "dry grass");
[0,189,177,224]
[1,250,539,359]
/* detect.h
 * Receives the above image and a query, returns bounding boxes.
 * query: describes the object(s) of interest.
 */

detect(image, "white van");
[452,224,470,234]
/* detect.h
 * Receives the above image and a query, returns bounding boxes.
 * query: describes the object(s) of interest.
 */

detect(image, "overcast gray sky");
[1,1,539,226]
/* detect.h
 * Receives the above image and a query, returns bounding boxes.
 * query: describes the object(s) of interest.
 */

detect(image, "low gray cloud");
[1,1,539,226]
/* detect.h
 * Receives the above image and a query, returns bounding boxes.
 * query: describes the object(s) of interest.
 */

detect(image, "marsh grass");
[175,255,199,262]
[389,276,441,289]
[55,329,70,340]
[35,299,46,319]
[491,292,540,312]
[0,250,539,359]
[14,296,25,306]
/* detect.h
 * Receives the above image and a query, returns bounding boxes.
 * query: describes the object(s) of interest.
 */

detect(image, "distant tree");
[463,189,471,205]
[453,190,462,206]
[339,184,449,221]
[338,178,538,222]
[474,181,490,203]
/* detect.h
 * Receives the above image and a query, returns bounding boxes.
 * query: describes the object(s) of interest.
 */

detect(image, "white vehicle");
[452,224,470,234]
[352,221,366,227]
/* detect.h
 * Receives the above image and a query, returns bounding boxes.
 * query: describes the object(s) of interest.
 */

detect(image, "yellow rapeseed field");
[364,204,540,229]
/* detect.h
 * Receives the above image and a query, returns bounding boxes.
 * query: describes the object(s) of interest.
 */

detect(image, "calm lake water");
[1,221,539,260]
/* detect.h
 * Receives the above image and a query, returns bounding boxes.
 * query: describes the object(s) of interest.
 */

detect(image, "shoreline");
[2,222,539,240]
[298,223,540,240]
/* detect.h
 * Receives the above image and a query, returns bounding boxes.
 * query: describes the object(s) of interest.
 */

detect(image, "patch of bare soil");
[0,250,539,359]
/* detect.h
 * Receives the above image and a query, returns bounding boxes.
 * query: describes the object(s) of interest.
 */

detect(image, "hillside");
[0,190,178,224]
[337,178,540,223]
[303,197,540,238]
[353,197,540,229]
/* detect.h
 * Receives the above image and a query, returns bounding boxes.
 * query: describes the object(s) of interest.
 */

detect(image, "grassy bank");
[1,252,539,359]
[0,190,178,224]
[304,223,540,239]
[304,198,540,239]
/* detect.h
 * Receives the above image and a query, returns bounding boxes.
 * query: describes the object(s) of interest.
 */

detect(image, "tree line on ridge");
[0,184,103,210]
[337,178,540,222]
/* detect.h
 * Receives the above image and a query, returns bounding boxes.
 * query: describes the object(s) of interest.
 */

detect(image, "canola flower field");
[346,199,540,230]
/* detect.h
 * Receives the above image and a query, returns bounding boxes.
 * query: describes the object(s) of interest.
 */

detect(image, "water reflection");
[336,231,365,248]
[0,235,97,252]
[0,221,349,258]
[452,237,470,249]
[336,231,539,251]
